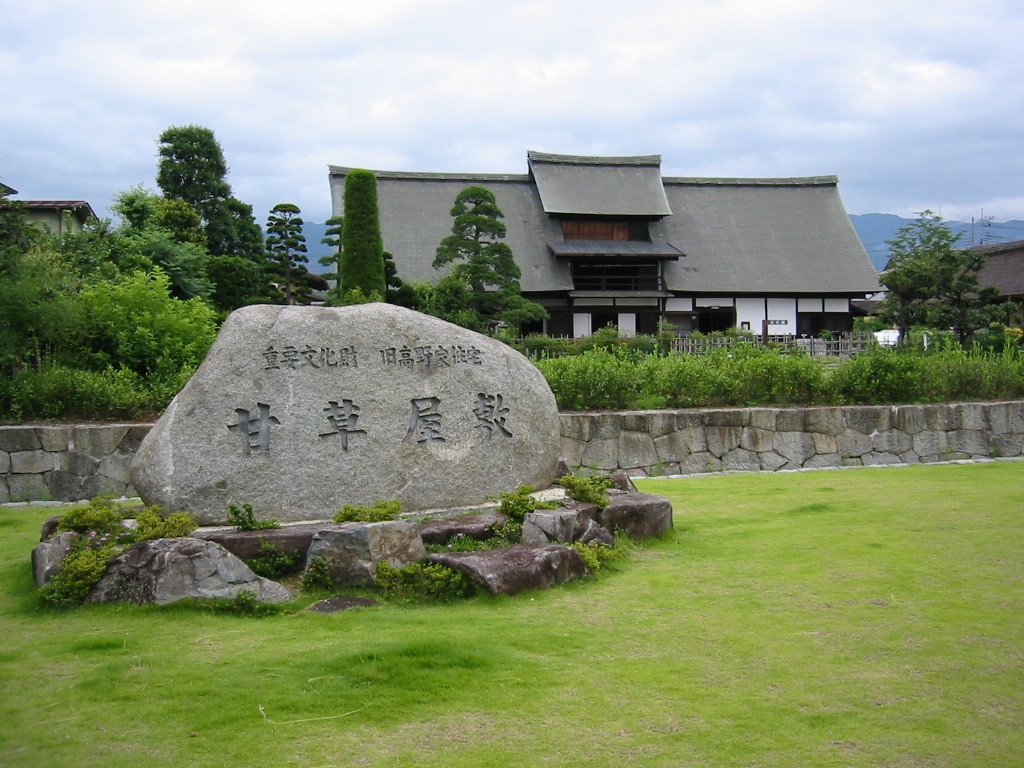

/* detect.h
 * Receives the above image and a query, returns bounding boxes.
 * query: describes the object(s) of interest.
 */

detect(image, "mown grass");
[1,462,1022,767]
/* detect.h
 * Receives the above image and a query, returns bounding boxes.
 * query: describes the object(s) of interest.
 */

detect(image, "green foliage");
[557,474,615,509]
[879,211,1014,343]
[335,286,384,306]
[156,125,231,212]
[570,541,621,573]
[244,540,304,579]
[374,561,476,604]
[494,484,560,522]
[334,499,403,523]
[196,590,286,617]
[44,499,198,606]
[413,275,488,332]
[319,215,345,303]
[204,197,265,261]
[39,547,115,607]
[76,269,218,380]
[383,250,418,308]
[341,169,387,297]
[205,254,269,312]
[300,556,334,591]
[55,496,129,535]
[227,503,281,531]
[534,344,1024,409]
[156,125,263,261]
[132,508,198,540]
[536,349,642,410]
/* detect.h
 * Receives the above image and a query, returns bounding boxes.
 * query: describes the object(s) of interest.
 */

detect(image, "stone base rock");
[417,512,509,545]
[599,492,673,539]
[31,532,78,587]
[522,509,579,545]
[427,544,589,596]
[303,519,426,587]
[196,523,334,561]
[575,517,616,547]
[130,303,561,524]
[84,538,291,605]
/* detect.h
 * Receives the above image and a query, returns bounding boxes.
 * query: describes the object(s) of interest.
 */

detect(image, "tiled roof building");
[329,151,879,337]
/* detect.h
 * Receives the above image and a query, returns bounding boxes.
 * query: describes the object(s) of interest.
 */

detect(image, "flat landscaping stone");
[427,544,588,596]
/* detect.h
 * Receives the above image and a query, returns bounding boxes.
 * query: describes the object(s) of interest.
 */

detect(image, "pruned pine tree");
[432,185,546,330]
[318,216,344,304]
[266,203,309,305]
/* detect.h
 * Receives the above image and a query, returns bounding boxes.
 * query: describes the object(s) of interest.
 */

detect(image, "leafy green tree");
[432,185,546,331]
[415,274,486,331]
[156,125,231,214]
[76,270,217,381]
[204,196,265,261]
[266,203,310,305]
[0,187,39,272]
[205,255,270,313]
[340,170,386,299]
[155,125,263,260]
[112,187,212,301]
[879,211,1013,343]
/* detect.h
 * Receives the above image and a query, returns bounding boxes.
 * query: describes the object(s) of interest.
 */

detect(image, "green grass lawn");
[1,462,1022,767]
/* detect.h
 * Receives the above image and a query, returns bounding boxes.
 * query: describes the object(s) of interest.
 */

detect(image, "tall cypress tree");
[340,170,386,299]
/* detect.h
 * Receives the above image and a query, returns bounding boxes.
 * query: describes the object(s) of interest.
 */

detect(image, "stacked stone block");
[559,401,1024,476]
[0,424,149,503]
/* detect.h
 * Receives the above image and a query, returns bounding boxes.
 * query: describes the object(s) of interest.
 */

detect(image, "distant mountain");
[302,220,332,272]
[849,214,1024,271]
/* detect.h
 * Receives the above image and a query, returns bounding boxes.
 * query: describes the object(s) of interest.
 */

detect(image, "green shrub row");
[0,364,190,421]
[535,345,1024,410]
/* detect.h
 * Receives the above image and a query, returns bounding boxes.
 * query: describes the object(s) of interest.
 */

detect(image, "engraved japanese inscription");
[130,303,560,524]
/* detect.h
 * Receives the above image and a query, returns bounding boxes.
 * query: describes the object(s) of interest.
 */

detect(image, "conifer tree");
[265,203,309,305]
[432,185,546,330]
[340,170,386,299]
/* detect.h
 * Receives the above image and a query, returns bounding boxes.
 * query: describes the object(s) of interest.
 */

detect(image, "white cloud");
[1,0,1021,225]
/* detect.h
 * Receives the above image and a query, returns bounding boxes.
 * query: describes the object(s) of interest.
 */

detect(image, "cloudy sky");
[2,0,1022,226]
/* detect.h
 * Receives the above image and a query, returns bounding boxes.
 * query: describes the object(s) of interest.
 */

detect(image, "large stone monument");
[130,304,561,525]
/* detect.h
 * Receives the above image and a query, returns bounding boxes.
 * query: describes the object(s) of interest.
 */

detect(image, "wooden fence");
[514,333,873,359]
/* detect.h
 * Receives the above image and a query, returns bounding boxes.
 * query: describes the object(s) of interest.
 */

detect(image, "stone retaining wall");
[4,401,1024,502]
[559,401,1024,476]
[0,424,151,503]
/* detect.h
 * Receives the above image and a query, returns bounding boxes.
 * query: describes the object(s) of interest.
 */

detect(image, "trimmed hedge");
[535,345,1024,410]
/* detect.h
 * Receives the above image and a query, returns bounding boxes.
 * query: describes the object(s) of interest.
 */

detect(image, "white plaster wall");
[766,298,797,334]
[573,313,592,338]
[735,298,766,331]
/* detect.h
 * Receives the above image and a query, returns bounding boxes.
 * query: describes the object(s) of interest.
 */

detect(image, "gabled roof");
[973,239,1024,297]
[527,151,672,217]
[656,177,878,294]
[327,154,880,296]
[22,200,97,217]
